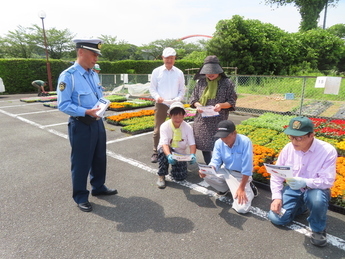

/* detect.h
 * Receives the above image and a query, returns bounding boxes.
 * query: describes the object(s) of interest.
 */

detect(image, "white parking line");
[1,106,344,250]
[16,109,59,116]
[0,102,39,107]
[106,131,152,144]
[41,122,68,128]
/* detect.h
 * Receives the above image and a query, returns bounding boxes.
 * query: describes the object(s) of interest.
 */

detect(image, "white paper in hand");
[199,106,219,117]
[172,152,192,161]
[93,97,111,117]
[263,163,293,179]
[198,163,217,176]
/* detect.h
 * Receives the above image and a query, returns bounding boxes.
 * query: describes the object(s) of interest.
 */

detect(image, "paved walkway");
[1,94,345,259]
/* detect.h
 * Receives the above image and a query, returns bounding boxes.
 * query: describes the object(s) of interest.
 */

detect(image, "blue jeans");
[268,186,330,232]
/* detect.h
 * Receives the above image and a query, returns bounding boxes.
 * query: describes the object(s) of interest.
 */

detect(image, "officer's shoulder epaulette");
[66,67,77,74]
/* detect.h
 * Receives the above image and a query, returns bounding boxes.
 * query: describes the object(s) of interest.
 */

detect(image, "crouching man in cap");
[268,116,337,247]
[156,102,196,189]
[57,39,117,212]
[199,120,256,214]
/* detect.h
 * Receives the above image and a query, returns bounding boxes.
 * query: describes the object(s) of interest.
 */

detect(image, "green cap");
[284,116,314,136]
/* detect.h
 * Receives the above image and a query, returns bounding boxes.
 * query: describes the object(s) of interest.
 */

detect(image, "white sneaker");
[157,175,166,189]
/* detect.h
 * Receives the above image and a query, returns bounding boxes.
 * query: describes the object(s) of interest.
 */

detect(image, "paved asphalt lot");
[1,94,345,259]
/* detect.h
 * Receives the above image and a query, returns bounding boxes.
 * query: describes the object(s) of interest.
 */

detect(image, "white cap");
[73,38,103,55]
[168,101,185,113]
[162,47,176,58]
[93,64,101,70]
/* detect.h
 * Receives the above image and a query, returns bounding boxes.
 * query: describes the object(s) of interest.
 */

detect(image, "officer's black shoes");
[77,202,93,212]
[91,188,118,196]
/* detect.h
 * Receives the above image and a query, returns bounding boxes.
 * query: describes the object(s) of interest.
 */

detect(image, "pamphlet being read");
[93,97,111,117]
[198,163,217,176]
[263,163,293,179]
[172,152,192,161]
[198,106,219,118]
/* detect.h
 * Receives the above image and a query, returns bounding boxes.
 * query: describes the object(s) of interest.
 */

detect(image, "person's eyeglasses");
[287,134,310,141]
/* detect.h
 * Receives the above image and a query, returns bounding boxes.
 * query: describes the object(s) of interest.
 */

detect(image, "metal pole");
[323,0,328,29]
[40,17,53,91]
[299,77,307,116]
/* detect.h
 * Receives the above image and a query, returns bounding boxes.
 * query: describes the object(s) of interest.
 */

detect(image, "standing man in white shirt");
[149,47,185,163]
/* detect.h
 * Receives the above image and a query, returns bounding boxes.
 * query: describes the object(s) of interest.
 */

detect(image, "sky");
[1,0,344,46]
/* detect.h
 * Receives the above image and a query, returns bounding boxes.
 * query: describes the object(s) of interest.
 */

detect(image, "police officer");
[57,38,117,212]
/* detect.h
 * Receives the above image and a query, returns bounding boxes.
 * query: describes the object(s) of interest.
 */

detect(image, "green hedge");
[0,59,201,94]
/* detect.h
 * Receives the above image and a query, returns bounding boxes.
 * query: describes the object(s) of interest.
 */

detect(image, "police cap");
[73,38,103,56]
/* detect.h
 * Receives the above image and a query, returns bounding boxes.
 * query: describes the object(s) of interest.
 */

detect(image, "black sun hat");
[214,120,236,138]
[199,55,224,75]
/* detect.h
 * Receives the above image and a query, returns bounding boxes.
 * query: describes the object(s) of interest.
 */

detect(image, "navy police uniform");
[57,39,114,207]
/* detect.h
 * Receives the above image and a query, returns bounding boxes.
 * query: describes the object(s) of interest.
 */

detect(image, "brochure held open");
[263,163,293,179]
[172,152,192,161]
[93,97,111,117]
[198,163,217,176]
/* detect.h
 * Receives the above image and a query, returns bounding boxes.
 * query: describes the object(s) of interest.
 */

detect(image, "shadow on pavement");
[92,195,195,234]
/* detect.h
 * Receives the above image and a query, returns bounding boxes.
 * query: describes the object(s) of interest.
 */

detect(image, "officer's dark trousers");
[68,117,107,203]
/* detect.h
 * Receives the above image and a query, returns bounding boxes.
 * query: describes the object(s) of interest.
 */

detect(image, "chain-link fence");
[100,74,345,120]
[100,74,151,90]
[228,75,345,119]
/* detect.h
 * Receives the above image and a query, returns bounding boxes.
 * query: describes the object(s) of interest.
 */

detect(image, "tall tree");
[32,25,75,59]
[140,39,203,60]
[99,35,142,61]
[265,0,339,31]
[0,26,37,58]
[100,35,118,45]
[326,24,345,39]
[208,15,296,75]
[0,25,75,59]
[295,28,345,71]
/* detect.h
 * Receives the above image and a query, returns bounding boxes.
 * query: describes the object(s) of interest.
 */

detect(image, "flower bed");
[104,95,127,102]
[119,116,154,126]
[20,96,57,103]
[105,109,155,125]
[239,112,345,212]
[20,97,41,103]
[185,107,197,122]
[311,118,345,140]
[118,115,155,135]
[120,121,155,135]
[38,96,58,102]
[138,97,155,102]
[43,101,58,108]
[108,99,154,111]
[105,106,197,134]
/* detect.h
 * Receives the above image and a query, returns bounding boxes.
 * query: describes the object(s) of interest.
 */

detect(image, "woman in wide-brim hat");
[189,55,237,164]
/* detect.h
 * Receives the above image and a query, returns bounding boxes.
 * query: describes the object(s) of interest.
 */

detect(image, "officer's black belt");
[71,115,96,125]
